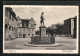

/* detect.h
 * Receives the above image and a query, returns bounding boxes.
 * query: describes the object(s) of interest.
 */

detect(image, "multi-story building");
[73,16,77,38]
[17,17,36,38]
[5,7,17,40]
[5,7,36,39]
[64,16,77,38]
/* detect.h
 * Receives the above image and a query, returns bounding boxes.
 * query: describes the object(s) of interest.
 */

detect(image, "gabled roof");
[6,7,17,20]
[21,19,30,22]
[21,19,30,25]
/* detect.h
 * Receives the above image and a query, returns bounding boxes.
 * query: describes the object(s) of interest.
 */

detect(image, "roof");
[6,7,17,20]
[17,27,35,29]
[64,17,76,22]
[21,19,30,23]
[64,18,71,22]
[17,27,28,28]
[21,19,30,21]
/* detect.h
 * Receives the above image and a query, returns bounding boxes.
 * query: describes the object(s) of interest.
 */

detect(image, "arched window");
[9,26,11,30]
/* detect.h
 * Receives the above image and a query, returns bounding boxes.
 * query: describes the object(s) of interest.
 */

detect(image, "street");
[5,37,76,50]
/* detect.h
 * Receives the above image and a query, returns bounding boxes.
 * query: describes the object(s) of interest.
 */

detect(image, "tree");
[46,27,56,37]
[36,30,40,35]
[56,23,64,35]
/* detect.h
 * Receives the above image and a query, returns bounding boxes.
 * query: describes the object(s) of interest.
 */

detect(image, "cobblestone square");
[5,37,76,50]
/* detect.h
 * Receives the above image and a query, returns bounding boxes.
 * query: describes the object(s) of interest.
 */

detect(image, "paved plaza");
[5,37,76,50]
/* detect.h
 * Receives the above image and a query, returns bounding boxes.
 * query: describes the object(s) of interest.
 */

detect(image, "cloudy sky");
[10,6,78,30]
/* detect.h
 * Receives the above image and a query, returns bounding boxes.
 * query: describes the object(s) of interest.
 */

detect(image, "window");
[12,27,13,31]
[32,29,33,32]
[17,23,20,26]
[31,24,34,27]
[28,34,30,36]
[5,9,8,17]
[12,16,14,21]
[19,34,21,36]
[20,29,21,33]
[32,34,34,36]
[5,24,8,29]
[23,29,25,32]
[14,28,15,30]
[9,26,11,30]
[9,13,11,19]
[23,29,25,30]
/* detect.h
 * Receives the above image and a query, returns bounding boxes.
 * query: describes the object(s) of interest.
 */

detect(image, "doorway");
[23,34,25,38]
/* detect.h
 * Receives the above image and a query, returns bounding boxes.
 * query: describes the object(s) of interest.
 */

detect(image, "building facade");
[73,16,77,38]
[17,17,36,38]
[5,7,17,40]
[64,16,77,38]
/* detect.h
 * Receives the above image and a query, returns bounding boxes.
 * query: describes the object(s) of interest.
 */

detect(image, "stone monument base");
[31,25,55,44]
[24,42,62,47]
[39,26,46,38]
[31,36,55,44]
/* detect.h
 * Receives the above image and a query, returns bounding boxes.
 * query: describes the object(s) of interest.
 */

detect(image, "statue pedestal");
[39,26,49,44]
[39,26,46,38]
[31,26,55,44]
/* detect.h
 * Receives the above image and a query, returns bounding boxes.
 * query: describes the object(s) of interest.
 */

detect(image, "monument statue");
[40,12,45,26]
[30,12,55,44]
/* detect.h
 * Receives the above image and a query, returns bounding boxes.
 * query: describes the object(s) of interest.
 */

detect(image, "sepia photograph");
[3,5,79,54]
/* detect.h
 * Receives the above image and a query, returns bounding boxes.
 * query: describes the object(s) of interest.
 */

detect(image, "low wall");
[31,36,40,44]
[31,36,55,44]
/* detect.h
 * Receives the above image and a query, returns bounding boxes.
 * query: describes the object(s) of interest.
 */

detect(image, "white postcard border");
[3,5,79,54]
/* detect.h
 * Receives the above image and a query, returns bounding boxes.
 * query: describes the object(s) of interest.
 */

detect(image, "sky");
[10,6,78,30]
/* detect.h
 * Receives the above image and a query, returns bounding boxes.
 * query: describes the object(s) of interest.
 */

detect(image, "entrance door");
[23,34,25,38]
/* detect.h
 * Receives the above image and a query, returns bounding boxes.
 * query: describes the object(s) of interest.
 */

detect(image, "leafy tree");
[56,23,64,34]
[46,23,64,36]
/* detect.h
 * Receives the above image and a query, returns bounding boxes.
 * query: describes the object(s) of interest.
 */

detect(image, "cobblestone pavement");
[5,37,76,50]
